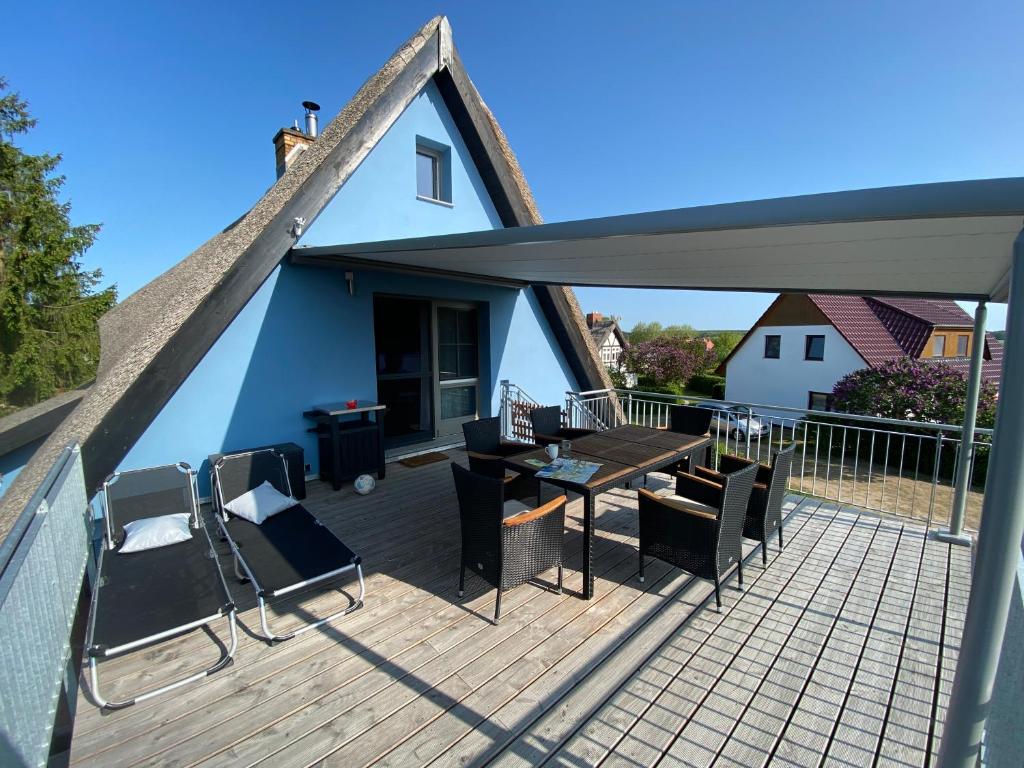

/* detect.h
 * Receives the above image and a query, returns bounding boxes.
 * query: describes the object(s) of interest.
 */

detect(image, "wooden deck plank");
[174,489,651,767]
[674,508,885,768]
[767,519,904,768]
[875,532,950,768]
[820,525,927,767]
[384,501,817,768]
[477,499,822,768]
[599,506,860,768]
[929,541,971,763]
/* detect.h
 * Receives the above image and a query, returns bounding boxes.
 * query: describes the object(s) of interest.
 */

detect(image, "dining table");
[504,424,713,599]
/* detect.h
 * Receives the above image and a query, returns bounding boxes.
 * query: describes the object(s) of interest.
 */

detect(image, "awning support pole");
[937,231,1024,768]
[938,300,988,545]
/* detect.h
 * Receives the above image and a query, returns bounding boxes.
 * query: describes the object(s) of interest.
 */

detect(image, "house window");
[808,391,831,411]
[933,335,946,357]
[805,335,825,361]
[764,335,781,359]
[416,138,452,204]
[957,334,969,356]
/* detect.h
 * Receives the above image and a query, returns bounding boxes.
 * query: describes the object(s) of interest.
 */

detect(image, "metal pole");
[939,301,988,545]
[937,232,1024,768]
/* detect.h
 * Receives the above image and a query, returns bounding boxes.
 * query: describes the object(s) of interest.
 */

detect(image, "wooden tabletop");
[504,425,710,491]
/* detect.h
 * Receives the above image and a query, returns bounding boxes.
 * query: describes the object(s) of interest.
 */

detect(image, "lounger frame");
[86,463,237,710]
[212,450,365,642]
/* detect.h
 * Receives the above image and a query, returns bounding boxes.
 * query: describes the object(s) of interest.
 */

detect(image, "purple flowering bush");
[831,357,996,427]
[620,337,718,391]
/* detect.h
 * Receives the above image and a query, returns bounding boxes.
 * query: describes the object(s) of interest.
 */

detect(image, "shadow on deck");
[66,450,970,768]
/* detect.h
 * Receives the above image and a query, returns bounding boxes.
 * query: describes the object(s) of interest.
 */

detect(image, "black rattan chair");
[462,417,537,500]
[529,405,596,447]
[451,462,567,624]
[695,446,796,565]
[638,461,758,609]
[666,404,714,473]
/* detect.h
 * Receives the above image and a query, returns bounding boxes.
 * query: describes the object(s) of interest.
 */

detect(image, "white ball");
[354,474,376,495]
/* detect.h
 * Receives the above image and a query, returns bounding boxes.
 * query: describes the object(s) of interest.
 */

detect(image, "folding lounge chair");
[85,463,238,710]
[212,449,365,642]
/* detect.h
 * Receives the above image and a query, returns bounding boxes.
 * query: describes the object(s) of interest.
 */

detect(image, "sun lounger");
[85,463,237,709]
[212,449,364,641]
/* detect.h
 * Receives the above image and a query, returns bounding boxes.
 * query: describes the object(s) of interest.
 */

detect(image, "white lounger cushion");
[120,513,193,553]
[225,480,297,525]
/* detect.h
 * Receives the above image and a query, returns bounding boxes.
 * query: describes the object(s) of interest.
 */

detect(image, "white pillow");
[224,480,296,524]
[120,513,192,553]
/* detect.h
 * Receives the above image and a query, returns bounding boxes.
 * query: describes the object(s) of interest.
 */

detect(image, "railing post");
[499,380,510,438]
[937,231,1024,768]
[939,301,987,545]
[926,432,944,530]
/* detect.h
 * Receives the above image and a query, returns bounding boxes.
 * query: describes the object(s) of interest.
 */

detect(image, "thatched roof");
[0,16,610,537]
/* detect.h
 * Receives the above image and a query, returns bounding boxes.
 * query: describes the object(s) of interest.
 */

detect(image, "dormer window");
[415,138,452,205]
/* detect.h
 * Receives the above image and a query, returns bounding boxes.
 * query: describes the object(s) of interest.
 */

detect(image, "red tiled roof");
[870,297,973,327]
[809,295,1002,386]
[864,298,933,356]
[806,295,906,367]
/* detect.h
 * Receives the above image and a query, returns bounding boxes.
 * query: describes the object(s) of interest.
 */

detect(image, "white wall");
[724,324,866,411]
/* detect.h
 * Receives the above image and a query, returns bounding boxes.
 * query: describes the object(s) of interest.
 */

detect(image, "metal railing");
[0,444,92,768]
[499,380,542,442]
[566,388,992,531]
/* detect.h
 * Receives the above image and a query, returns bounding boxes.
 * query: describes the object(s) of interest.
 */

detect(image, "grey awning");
[291,177,1024,301]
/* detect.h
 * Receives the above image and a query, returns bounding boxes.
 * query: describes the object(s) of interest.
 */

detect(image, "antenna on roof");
[302,101,321,138]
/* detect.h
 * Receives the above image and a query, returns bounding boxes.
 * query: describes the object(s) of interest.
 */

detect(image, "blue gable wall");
[119,80,577,494]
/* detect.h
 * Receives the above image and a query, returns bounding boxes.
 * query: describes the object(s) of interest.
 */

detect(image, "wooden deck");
[67,450,971,768]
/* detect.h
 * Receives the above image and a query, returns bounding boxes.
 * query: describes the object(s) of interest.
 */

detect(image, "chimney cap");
[302,100,321,112]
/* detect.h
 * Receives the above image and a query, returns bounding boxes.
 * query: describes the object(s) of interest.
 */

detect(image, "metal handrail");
[571,387,994,436]
[565,387,991,532]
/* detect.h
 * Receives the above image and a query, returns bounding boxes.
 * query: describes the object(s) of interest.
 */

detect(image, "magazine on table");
[534,457,602,484]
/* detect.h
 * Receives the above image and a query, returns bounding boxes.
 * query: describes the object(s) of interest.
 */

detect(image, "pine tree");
[0,77,115,411]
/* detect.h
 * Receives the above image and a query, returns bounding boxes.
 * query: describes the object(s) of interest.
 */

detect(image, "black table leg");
[329,418,342,491]
[583,491,595,599]
[376,411,386,480]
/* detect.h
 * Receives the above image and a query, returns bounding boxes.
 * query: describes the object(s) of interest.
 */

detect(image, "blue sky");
[6,1,1022,331]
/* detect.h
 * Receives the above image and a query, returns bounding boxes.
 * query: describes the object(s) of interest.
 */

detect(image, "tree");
[626,321,697,344]
[706,330,743,366]
[831,357,997,427]
[0,78,115,410]
[620,336,717,391]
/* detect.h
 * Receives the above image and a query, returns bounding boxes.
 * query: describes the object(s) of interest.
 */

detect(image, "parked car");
[695,402,771,440]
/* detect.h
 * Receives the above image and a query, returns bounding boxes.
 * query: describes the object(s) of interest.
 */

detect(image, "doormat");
[399,451,449,468]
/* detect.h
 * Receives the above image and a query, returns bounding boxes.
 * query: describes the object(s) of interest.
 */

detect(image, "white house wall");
[724,324,866,411]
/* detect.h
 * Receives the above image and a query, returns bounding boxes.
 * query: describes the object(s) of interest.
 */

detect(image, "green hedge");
[688,373,725,397]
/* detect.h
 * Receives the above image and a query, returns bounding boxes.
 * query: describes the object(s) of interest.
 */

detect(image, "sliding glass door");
[434,303,480,437]
[374,297,433,447]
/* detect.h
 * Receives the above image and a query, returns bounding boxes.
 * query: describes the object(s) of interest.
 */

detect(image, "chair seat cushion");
[661,494,719,518]
[503,499,533,518]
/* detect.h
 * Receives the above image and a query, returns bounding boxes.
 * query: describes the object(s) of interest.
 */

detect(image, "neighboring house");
[0,388,88,499]
[719,294,1002,412]
[585,312,636,385]
[0,17,611,515]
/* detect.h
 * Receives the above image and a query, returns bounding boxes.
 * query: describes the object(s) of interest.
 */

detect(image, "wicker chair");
[695,446,796,566]
[664,404,714,474]
[462,417,537,501]
[638,461,758,609]
[529,405,596,447]
[451,462,567,624]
